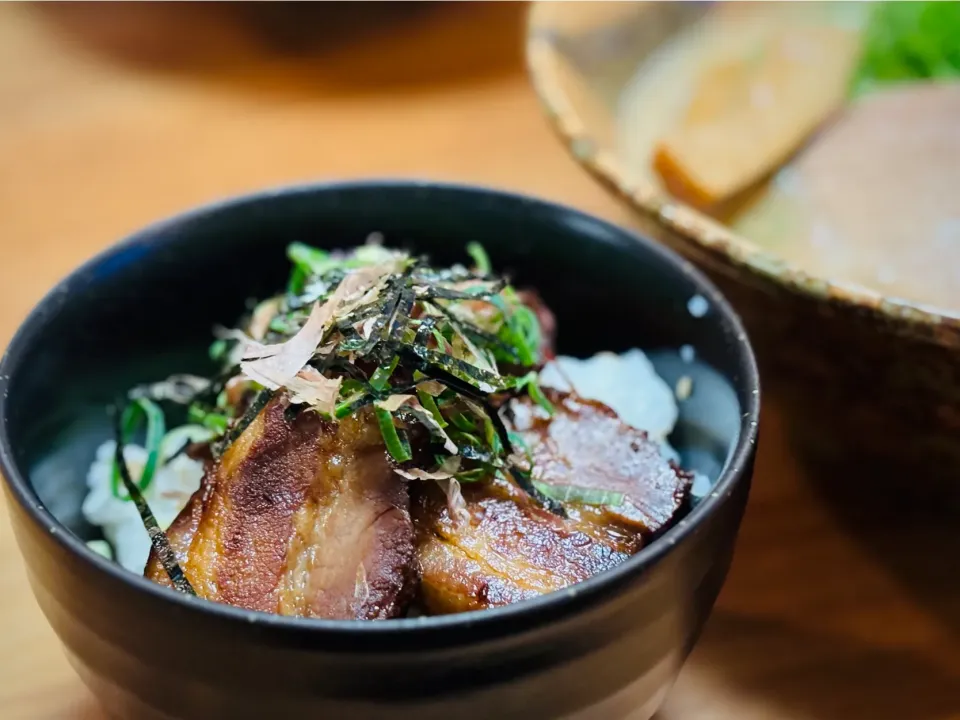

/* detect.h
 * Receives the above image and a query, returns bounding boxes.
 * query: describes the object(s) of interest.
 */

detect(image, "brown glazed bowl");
[0,181,759,719]
[527,1,960,508]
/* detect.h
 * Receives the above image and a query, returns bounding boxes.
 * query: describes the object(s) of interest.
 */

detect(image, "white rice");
[82,425,212,573]
[540,349,679,445]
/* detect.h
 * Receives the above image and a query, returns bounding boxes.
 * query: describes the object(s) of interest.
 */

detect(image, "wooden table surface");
[1,4,958,719]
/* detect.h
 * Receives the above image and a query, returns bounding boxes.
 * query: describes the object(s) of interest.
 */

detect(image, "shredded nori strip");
[165,438,194,463]
[404,346,507,393]
[384,287,416,360]
[358,277,402,356]
[336,302,383,331]
[414,282,504,302]
[112,404,196,595]
[424,301,520,365]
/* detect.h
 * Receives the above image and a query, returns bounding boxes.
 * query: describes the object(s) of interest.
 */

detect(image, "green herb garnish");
[852,1,960,97]
[187,403,230,435]
[131,240,561,514]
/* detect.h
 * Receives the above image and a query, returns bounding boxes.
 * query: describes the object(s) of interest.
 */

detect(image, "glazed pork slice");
[413,475,638,615]
[146,396,416,620]
[413,391,690,614]
[514,390,691,534]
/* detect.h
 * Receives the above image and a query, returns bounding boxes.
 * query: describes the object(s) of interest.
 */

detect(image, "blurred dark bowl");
[0,181,758,720]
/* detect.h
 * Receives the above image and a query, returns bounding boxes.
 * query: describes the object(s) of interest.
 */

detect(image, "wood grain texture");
[0,3,957,719]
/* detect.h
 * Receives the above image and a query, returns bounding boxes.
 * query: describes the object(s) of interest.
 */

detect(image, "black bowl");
[0,181,759,720]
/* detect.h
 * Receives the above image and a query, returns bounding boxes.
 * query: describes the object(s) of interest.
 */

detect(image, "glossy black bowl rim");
[0,179,760,642]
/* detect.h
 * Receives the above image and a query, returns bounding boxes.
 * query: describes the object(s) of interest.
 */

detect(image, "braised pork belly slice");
[413,475,637,615]
[413,391,691,614]
[146,396,416,620]
[513,391,691,535]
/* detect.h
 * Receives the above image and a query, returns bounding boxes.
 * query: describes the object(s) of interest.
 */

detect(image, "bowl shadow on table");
[653,405,960,720]
[660,610,960,720]
[31,1,525,98]
[798,445,960,643]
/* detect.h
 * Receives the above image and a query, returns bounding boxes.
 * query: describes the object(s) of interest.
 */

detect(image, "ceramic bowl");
[526,1,960,507]
[0,181,758,719]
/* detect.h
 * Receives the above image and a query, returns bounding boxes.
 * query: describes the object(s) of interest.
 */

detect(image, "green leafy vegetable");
[852,1,960,97]
[187,403,230,434]
[208,338,229,362]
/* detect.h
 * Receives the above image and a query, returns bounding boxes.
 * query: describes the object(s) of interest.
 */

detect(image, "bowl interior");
[2,182,754,563]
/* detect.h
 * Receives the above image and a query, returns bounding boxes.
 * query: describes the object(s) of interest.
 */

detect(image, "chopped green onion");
[416,388,448,428]
[449,412,477,433]
[188,404,230,434]
[369,356,399,392]
[335,390,370,419]
[482,412,500,453]
[431,328,450,353]
[287,242,332,276]
[513,371,555,416]
[531,481,626,508]
[466,242,492,275]
[374,406,412,462]
[455,468,489,483]
[160,425,216,460]
[526,375,555,416]
[286,265,307,297]
[209,338,228,362]
[340,378,366,395]
[111,398,166,499]
[269,314,302,334]
[492,290,541,367]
